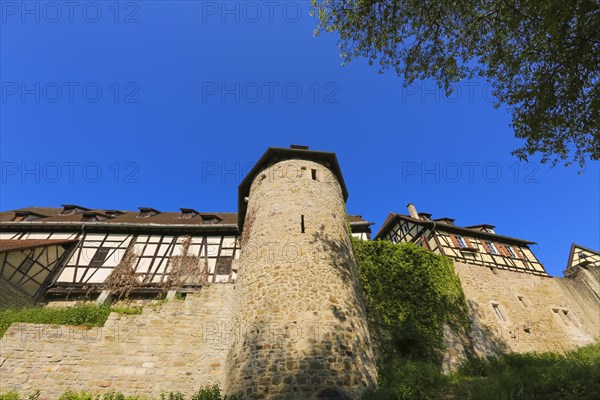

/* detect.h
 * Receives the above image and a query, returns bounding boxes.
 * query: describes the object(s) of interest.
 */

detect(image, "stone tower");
[225,146,377,399]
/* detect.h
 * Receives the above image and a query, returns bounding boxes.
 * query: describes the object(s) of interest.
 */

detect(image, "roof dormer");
[60,204,90,215]
[465,224,496,234]
[104,210,125,217]
[137,207,160,218]
[180,208,199,220]
[13,211,46,222]
[81,212,110,222]
[201,214,221,224]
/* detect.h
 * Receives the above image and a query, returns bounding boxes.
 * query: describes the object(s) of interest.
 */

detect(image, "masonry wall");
[443,262,598,371]
[0,279,34,309]
[0,285,235,399]
[226,159,377,399]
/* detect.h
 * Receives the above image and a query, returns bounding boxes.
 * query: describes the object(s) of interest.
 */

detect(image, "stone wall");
[0,279,34,309]
[0,285,235,399]
[226,159,377,399]
[443,262,598,371]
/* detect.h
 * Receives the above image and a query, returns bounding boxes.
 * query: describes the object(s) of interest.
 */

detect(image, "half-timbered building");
[375,203,547,275]
[0,205,372,307]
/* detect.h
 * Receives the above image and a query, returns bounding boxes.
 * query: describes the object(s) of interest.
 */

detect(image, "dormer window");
[138,207,160,218]
[201,214,221,224]
[180,208,199,220]
[82,213,97,222]
[60,204,89,215]
[12,211,44,222]
[418,212,432,221]
[104,210,125,216]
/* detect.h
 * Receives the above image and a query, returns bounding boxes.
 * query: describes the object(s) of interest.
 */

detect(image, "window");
[505,245,517,258]
[81,213,98,222]
[402,224,409,234]
[456,236,468,248]
[215,256,233,275]
[311,168,318,180]
[391,234,399,244]
[492,304,505,321]
[300,215,305,233]
[89,248,110,267]
[517,296,527,307]
[554,308,575,326]
[19,256,36,275]
[486,241,500,255]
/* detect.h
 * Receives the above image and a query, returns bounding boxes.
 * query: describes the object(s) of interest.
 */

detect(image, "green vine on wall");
[352,238,470,364]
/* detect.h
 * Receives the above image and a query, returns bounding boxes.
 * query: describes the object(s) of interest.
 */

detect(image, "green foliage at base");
[361,344,600,399]
[0,305,142,337]
[0,386,239,400]
[352,238,470,363]
[455,343,600,400]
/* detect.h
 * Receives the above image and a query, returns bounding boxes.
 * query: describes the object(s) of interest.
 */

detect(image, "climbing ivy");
[352,238,470,364]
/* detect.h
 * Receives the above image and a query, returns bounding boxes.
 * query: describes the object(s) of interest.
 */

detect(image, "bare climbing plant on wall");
[163,235,203,291]
[103,244,140,300]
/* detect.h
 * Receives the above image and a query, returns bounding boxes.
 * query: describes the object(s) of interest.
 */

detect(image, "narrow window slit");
[492,304,505,321]
[311,169,318,180]
[301,215,305,233]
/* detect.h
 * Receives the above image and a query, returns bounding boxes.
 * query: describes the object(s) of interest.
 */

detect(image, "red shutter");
[499,244,510,257]
[465,238,474,249]
[450,235,460,248]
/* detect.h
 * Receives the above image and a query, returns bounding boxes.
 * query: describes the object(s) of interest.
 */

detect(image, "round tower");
[226,146,377,399]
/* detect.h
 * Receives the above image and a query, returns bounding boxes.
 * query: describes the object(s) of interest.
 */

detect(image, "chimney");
[407,203,419,219]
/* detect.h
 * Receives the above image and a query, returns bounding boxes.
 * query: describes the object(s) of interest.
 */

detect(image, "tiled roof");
[0,207,371,227]
[374,213,535,245]
[0,239,78,253]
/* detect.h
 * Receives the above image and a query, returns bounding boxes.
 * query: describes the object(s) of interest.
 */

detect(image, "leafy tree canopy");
[312,0,599,168]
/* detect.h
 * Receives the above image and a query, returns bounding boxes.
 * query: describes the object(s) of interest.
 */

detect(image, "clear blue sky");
[1,1,598,277]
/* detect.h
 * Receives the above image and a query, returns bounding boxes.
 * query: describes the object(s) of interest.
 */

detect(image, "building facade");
[375,204,600,370]
[0,146,598,397]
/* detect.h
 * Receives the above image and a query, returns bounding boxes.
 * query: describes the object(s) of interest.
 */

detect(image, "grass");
[453,343,600,400]
[362,343,600,400]
[0,304,143,337]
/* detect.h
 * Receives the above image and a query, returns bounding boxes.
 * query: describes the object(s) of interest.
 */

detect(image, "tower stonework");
[225,147,378,399]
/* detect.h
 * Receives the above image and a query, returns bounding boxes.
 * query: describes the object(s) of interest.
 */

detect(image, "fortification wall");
[226,159,377,399]
[443,262,598,370]
[0,285,235,399]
